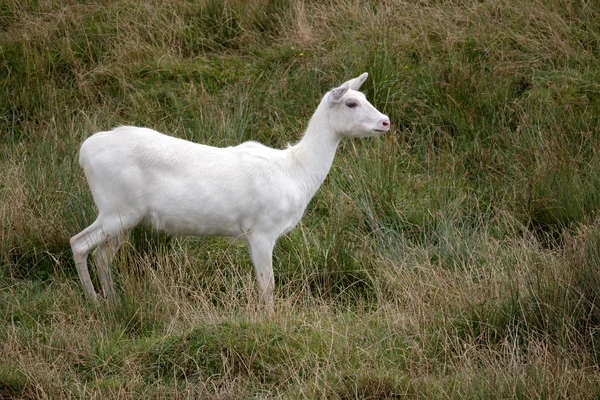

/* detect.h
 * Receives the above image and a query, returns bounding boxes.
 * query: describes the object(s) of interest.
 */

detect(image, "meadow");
[1,0,600,398]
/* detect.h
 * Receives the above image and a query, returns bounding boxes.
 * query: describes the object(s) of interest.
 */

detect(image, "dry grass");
[2,0,600,397]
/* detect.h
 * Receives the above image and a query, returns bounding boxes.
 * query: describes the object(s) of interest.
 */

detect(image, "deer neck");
[289,106,342,200]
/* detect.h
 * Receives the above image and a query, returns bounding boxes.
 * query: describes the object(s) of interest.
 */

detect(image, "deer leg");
[92,230,129,301]
[247,234,276,312]
[70,220,104,301]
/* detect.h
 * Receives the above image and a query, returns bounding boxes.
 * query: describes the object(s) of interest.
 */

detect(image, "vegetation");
[1,0,600,397]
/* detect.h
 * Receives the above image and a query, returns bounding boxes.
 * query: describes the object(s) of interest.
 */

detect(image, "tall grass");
[1,0,600,397]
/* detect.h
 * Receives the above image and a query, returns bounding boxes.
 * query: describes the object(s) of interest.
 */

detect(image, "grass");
[1,0,600,397]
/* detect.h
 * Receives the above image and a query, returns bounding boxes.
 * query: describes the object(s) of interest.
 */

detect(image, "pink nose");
[382,119,390,127]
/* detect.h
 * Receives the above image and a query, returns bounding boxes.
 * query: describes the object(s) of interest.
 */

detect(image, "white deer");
[70,73,390,307]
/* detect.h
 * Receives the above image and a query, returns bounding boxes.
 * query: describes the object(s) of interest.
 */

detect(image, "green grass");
[1,0,600,397]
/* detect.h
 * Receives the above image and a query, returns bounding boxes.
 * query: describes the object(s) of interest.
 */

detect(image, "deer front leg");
[247,234,276,312]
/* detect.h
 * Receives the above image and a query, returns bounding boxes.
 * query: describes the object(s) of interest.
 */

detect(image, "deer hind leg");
[70,212,139,301]
[70,219,103,301]
[91,230,130,301]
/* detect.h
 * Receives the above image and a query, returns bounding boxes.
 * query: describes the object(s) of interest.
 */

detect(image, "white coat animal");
[70,73,390,306]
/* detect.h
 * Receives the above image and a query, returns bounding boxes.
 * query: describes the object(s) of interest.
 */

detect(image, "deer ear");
[345,72,368,90]
[328,83,349,106]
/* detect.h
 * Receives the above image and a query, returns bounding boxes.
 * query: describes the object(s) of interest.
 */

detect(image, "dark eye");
[346,100,358,108]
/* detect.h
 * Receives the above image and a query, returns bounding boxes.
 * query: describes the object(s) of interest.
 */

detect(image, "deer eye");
[346,100,358,108]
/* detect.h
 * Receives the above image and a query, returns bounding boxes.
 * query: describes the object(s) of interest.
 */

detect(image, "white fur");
[70,73,390,306]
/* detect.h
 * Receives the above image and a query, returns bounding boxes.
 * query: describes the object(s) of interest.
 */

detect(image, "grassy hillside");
[1,0,600,397]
